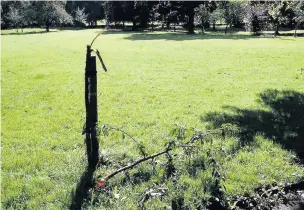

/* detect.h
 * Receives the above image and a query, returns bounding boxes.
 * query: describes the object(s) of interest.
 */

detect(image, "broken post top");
[90,32,102,48]
[87,33,107,72]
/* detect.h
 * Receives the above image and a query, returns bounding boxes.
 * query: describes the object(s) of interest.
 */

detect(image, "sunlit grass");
[1,29,304,209]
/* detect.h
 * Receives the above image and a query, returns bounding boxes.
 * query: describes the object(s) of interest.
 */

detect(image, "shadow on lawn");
[118,31,262,41]
[102,30,304,41]
[201,89,304,161]
[69,166,96,210]
[1,30,58,36]
[1,27,89,36]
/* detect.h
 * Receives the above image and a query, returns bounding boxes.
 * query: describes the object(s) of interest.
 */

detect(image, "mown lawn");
[1,28,304,209]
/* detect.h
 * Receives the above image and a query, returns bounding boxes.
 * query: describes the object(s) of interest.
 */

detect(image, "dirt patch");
[210,181,304,210]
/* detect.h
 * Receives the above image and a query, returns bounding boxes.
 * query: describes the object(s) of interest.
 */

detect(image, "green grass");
[1,28,304,209]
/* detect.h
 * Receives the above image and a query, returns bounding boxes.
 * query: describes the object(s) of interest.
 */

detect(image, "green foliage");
[151,1,171,27]
[74,7,88,26]
[243,4,268,35]
[209,9,225,28]
[194,4,210,33]
[2,1,73,31]
[291,1,304,28]
[102,1,113,26]
[1,1,303,34]
[223,1,246,28]
[267,2,287,35]
[4,1,33,31]
[34,1,73,30]
[6,5,23,30]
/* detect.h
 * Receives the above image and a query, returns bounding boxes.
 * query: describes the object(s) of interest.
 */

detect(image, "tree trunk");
[188,10,195,34]
[274,23,279,36]
[174,23,176,32]
[132,19,136,31]
[167,21,170,31]
[225,24,228,34]
[123,21,125,28]
[213,22,215,31]
[294,23,298,37]
[46,21,50,32]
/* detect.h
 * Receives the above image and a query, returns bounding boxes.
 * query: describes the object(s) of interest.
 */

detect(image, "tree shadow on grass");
[101,30,303,41]
[69,157,154,209]
[201,89,304,161]
[69,166,96,210]
[1,27,92,36]
[1,30,58,36]
[122,32,262,41]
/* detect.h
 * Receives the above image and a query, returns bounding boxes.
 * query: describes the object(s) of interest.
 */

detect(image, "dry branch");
[96,125,236,183]
[104,125,138,145]
[100,148,170,181]
[90,32,102,47]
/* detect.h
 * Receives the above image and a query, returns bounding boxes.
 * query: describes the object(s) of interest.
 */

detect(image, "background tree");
[267,1,287,36]
[243,4,268,35]
[150,3,161,31]
[74,7,88,26]
[167,10,179,31]
[33,1,73,32]
[85,1,102,26]
[4,1,33,32]
[6,5,23,32]
[168,1,183,32]
[66,1,103,26]
[114,1,134,28]
[222,1,246,34]
[194,4,210,33]
[289,1,304,36]
[1,0,303,35]
[152,1,171,30]
[0,4,3,26]
[209,9,224,31]
[102,1,113,28]
[180,1,201,34]
[133,1,150,31]
[1,1,13,28]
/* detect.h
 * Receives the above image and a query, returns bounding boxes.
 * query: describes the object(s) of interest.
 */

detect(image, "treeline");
[1,1,304,35]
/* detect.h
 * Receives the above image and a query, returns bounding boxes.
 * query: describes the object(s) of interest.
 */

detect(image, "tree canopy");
[1,1,303,35]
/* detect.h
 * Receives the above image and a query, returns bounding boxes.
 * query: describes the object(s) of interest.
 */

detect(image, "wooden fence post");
[85,45,99,169]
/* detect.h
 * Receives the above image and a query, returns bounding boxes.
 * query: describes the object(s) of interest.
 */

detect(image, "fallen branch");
[185,126,233,144]
[102,124,138,145]
[98,148,170,181]
[96,125,237,183]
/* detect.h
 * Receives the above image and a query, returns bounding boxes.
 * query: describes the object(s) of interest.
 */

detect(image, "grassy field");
[1,28,304,209]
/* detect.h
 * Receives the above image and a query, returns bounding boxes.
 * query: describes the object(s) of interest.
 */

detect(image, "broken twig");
[98,148,170,181]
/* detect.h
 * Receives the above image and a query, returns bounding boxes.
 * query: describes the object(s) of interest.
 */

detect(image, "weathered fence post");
[85,45,99,169]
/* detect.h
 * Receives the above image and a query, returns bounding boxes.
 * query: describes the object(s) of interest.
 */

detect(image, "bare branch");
[104,125,139,145]
[96,125,237,182]
[90,32,102,47]
[99,148,170,181]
